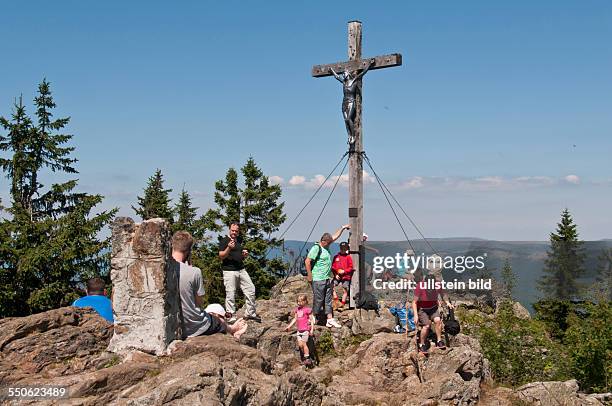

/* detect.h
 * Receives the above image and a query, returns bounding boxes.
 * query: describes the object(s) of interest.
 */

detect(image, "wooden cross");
[312,21,402,308]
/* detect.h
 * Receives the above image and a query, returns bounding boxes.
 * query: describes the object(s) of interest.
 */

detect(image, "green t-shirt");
[307,244,332,281]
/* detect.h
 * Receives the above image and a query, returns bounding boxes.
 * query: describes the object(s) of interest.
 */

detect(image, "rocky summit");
[1,276,610,405]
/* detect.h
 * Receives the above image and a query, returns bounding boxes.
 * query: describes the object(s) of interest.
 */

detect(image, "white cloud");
[564,174,580,185]
[287,171,374,189]
[288,175,306,186]
[475,176,504,187]
[269,175,284,185]
[398,176,424,189]
[286,173,583,192]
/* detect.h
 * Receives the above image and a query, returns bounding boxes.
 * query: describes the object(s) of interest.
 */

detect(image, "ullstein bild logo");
[372,253,487,274]
[372,277,492,291]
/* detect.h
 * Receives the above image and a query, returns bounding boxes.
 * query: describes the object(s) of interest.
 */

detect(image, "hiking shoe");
[244,315,262,323]
[326,318,341,328]
[303,357,313,367]
[436,340,446,350]
[419,344,429,354]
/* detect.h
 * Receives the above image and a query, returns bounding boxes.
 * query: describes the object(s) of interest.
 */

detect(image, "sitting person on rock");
[172,231,247,340]
[72,277,114,323]
[332,241,354,309]
[285,294,316,366]
[411,271,453,353]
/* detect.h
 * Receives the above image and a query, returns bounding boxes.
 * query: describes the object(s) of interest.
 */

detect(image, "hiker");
[218,222,260,323]
[72,277,114,323]
[173,231,247,339]
[332,241,354,309]
[285,294,316,366]
[411,271,453,353]
[305,224,350,328]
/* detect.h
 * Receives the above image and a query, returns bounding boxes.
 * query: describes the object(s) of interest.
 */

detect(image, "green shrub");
[316,331,337,357]
[341,334,372,349]
[460,302,570,387]
[563,300,611,393]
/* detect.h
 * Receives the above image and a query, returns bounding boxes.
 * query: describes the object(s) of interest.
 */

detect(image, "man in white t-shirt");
[172,231,247,339]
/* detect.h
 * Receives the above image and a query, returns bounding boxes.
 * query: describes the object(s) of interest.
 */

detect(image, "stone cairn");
[107,217,181,355]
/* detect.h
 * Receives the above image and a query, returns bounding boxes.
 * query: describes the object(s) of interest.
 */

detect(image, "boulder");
[322,332,486,405]
[350,308,395,335]
[515,379,606,406]
[511,301,531,320]
[0,307,112,385]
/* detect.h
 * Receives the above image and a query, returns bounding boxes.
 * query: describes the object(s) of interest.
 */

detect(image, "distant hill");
[270,238,612,309]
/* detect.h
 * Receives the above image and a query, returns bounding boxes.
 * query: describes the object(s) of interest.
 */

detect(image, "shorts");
[296,331,310,343]
[312,279,333,316]
[418,306,440,326]
[333,279,350,289]
[202,312,226,335]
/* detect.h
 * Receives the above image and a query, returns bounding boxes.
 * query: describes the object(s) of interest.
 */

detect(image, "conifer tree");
[0,80,115,316]
[133,169,173,222]
[537,209,585,300]
[173,188,198,234]
[501,258,516,299]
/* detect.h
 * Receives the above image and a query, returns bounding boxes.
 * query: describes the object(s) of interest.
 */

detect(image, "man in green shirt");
[305,224,350,328]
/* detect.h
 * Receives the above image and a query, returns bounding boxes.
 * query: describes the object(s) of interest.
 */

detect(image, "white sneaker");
[326,318,341,328]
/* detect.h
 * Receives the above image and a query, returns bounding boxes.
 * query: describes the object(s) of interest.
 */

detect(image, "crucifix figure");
[330,58,375,145]
[312,21,402,308]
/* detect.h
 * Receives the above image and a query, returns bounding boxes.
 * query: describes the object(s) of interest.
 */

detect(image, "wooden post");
[312,21,402,308]
[348,20,363,308]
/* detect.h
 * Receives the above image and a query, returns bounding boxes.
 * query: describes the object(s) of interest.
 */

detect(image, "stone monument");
[107,217,181,355]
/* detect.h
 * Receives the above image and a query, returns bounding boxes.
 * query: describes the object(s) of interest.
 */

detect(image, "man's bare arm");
[305,258,313,282]
[331,224,350,242]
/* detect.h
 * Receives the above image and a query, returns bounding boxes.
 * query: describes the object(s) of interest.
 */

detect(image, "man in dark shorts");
[218,222,260,322]
[172,231,247,339]
[411,273,453,353]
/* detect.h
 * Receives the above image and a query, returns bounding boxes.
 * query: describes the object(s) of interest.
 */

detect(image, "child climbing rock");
[285,294,316,366]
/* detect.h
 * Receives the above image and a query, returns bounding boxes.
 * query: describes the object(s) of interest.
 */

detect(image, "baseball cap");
[204,303,226,316]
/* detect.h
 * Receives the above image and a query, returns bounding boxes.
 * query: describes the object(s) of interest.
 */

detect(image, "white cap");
[362,233,369,241]
[204,303,226,316]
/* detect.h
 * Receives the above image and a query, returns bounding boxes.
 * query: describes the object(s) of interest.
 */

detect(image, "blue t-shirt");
[73,295,114,323]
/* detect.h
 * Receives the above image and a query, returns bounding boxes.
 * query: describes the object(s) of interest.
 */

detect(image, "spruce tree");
[0,80,115,316]
[501,258,516,299]
[537,209,585,300]
[133,169,173,222]
[173,188,198,234]
[201,157,287,300]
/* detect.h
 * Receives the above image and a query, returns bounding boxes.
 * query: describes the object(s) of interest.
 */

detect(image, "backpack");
[354,291,379,313]
[444,308,461,336]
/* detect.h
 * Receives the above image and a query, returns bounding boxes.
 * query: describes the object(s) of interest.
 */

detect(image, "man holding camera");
[219,222,260,322]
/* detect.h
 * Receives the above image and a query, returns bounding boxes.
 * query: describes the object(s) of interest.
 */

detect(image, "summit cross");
[312,21,402,307]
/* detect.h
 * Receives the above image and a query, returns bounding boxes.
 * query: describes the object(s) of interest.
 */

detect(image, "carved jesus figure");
[330,58,375,145]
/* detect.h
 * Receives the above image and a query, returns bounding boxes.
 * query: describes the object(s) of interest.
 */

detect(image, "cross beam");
[312,21,402,308]
[311,53,402,77]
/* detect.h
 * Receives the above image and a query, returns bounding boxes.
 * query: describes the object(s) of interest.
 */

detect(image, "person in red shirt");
[411,271,453,353]
[331,242,354,309]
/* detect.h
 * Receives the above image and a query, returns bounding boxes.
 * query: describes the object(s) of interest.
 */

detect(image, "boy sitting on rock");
[285,294,316,366]
[332,241,354,309]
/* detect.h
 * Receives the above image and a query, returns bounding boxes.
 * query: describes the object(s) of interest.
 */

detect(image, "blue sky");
[1,1,611,241]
